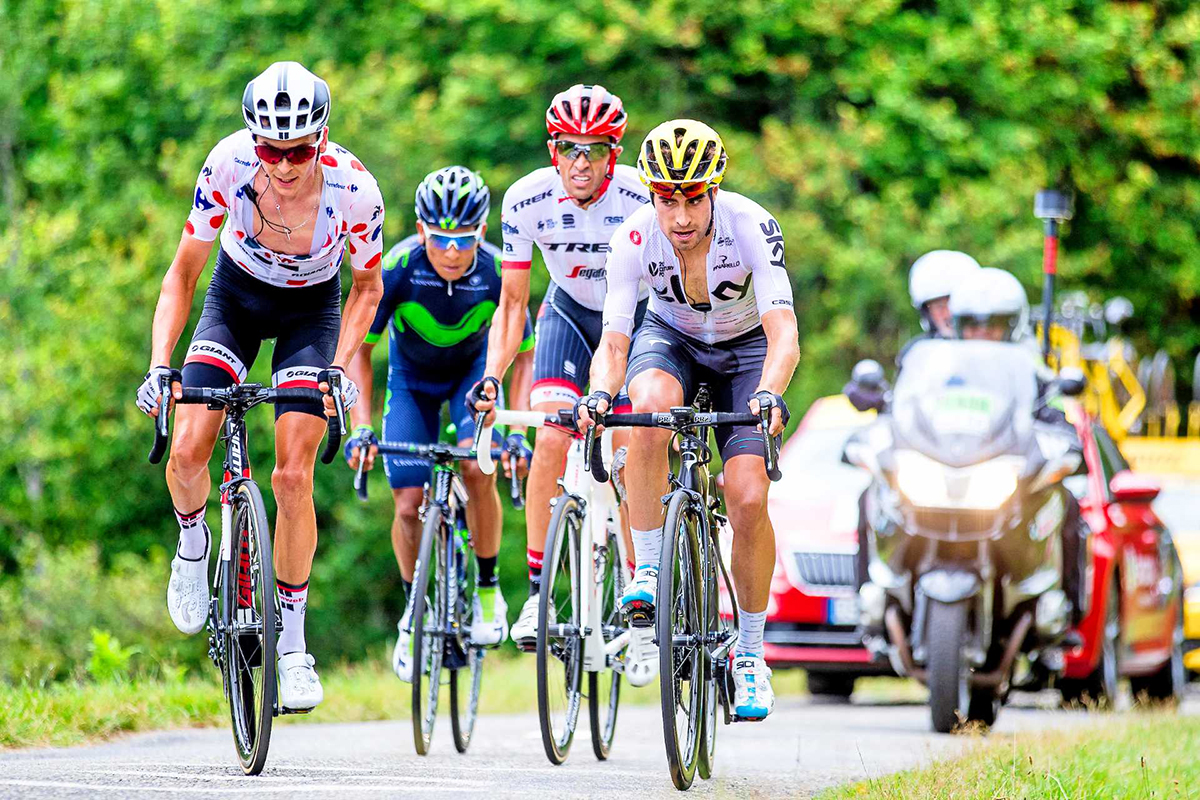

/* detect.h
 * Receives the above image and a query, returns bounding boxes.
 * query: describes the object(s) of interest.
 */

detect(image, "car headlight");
[894,450,1024,511]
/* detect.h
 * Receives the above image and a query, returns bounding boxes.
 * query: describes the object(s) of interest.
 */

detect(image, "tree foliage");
[2,0,1197,670]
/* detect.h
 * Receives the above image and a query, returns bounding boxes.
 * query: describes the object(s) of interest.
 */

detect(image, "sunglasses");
[423,224,482,251]
[647,180,711,200]
[254,142,319,165]
[553,140,614,163]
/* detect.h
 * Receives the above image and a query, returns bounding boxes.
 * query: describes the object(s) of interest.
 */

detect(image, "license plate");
[828,595,859,626]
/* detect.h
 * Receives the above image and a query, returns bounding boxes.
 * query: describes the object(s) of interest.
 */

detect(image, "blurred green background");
[1,0,1198,684]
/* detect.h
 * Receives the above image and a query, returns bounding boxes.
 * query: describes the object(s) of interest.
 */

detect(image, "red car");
[751,395,893,696]
[1057,411,1186,704]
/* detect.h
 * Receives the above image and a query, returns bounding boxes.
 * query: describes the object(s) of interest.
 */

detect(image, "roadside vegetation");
[821,710,1200,800]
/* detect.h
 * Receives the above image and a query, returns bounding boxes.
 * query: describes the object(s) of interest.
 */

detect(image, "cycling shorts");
[531,281,645,410]
[381,348,501,489]
[181,250,339,419]
[626,311,775,461]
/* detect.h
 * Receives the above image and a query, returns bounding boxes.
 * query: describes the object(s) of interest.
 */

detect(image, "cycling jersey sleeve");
[499,186,534,269]
[185,139,234,241]
[364,244,408,344]
[344,181,386,272]
[600,220,645,338]
[740,208,794,316]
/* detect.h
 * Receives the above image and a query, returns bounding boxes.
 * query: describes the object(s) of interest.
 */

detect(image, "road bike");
[479,409,632,765]
[587,387,781,791]
[147,372,346,774]
[348,427,524,755]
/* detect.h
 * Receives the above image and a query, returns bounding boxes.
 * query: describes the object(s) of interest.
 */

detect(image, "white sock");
[277,580,309,655]
[174,505,209,561]
[631,526,663,570]
[738,610,767,658]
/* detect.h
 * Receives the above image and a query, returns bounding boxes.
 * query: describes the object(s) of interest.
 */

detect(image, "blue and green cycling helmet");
[414,166,490,230]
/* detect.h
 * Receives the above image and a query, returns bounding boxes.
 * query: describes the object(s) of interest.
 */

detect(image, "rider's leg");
[390,487,425,584]
[524,404,573,592]
[626,370,685,557]
[165,405,224,550]
[722,454,775,652]
[271,411,327,657]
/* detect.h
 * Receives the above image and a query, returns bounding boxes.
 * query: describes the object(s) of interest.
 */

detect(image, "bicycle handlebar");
[147,382,345,466]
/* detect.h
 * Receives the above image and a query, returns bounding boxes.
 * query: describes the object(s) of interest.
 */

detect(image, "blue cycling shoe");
[732,653,775,721]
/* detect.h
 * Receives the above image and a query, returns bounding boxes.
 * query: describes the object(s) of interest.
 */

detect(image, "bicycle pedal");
[731,714,768,724]
[623,602,655,629]
[279,705,314,716]
[515,637,537,653]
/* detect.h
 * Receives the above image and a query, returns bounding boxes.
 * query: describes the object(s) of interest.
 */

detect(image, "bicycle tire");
[450,539,483,753]
[588,518,624,761]
[658,491,704,791]
[697,518,724,781]
[411,505,447,755]
[224,481,277,775]
[537,494,584,764]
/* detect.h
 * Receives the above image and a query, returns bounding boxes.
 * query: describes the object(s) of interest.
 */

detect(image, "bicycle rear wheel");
[224,481,277,775]
[658,491,704,791]
[411,506,448,755]
[589,517,625,761]
[537,494,584,764]
[450,541,484,753]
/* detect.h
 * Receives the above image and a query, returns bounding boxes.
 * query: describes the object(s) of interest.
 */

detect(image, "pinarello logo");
[630,230,642,245]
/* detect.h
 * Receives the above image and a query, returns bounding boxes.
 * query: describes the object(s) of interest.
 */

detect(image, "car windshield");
[891,339,1039,466]
[783,425,860,468]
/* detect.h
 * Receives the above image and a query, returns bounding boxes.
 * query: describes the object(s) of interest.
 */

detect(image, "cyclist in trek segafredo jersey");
[134,62,385,715]
[582,120,801,723]
[468,86,659,688]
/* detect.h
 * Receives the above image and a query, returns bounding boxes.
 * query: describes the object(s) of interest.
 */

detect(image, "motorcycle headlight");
[894,451,1024,511]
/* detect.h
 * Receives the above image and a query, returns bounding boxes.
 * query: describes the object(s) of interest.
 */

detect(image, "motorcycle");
[846,339,1084,732]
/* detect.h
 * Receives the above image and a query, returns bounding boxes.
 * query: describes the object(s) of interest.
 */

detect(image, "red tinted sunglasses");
[647,180,710,200]
[254,142,318,165]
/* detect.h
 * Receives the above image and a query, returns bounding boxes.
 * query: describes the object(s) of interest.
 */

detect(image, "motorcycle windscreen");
[891,340,1039,468]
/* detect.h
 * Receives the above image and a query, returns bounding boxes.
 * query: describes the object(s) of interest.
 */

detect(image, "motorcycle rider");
[949,267,1088,623]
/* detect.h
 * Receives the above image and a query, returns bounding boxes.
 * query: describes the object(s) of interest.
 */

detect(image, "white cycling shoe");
[393,605,415,683]
[167,538,211,636]
[620,564,659,627]
[625,625,659,687]
[278,652,324,711]
[469,589,509,647]
[510,594,542,650]
[732,653,774,720]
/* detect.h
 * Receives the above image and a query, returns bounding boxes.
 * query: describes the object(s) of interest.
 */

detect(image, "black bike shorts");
[627,312,774,461]
[531,281,645,410]
[181,249,341,419]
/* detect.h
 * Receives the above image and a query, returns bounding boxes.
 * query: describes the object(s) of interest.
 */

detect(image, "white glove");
[326,366,359,411]
[136,366,178,416]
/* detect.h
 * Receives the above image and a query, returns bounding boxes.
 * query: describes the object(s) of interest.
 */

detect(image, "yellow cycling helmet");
[637,119,728,199]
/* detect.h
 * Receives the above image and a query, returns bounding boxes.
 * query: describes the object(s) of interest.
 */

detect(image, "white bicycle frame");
[479,410,632,672]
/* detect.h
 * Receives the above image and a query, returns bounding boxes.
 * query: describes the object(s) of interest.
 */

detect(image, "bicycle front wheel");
[658,491,704,791]
[537,494,584,764]
[589,516,625,761]
[411,505,448,755]
[450,542,484,754]
[225,481,277,775]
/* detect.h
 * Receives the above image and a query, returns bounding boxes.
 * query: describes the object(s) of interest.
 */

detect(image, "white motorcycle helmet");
[908,250,982,332]
[949,268,1031,342]
[241,61,330,141]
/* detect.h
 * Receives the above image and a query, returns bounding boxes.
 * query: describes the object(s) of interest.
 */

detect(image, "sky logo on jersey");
[565,265,606,279]
[193,188,215,212]
[759,219,786,269]
[561,213,575,229]
[713,276,752,301]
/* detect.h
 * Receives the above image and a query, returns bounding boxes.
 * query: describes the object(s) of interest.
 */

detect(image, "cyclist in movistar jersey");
[578,120,800,720]
[344,166,533,682]
[134,62,384,712]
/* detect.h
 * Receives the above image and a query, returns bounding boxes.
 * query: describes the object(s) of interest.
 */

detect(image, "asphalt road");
[1,687,1165,799]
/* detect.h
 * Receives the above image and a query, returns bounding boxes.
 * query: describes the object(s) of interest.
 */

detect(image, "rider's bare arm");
[510,347,534,412]
[756,308,800,435]
[332,264,384,370]
[590,331,632,401]
[149,233,216,368]
[483,268,532,387]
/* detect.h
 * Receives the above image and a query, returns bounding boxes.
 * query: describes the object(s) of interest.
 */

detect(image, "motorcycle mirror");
[852,359,886,390]
[1057,368,1087,397]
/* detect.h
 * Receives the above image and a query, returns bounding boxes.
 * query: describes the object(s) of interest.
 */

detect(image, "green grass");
[818,710,1200,800]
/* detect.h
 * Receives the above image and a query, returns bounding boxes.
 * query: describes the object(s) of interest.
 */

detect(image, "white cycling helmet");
[949,267,1030,342]
[241,61,330,141]
[908,250,982,315]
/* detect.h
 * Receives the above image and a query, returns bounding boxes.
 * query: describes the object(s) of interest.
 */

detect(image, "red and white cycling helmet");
[545,84,628,142]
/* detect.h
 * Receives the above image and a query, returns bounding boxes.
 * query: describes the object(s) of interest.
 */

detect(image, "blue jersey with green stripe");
[366,235,533,369]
